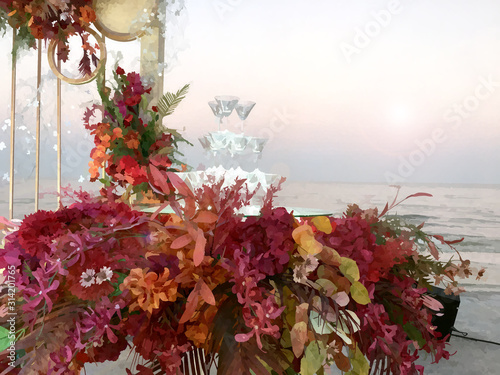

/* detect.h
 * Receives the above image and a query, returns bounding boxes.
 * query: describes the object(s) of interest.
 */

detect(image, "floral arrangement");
[0,177,483,375]
[84,67,191,200]
[0,0,98,72]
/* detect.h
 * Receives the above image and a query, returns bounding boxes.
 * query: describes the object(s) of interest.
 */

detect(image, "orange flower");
[124,131,140,149]
[99,133,111,148]
[120,268,178,314]
[185,323,209,346]
[112,128,123,140]
[79,5,97,24]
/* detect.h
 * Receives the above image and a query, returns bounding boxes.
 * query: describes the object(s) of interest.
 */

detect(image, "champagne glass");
[208,100,224,131]
[235,101,256,132]
[215,96,239,129]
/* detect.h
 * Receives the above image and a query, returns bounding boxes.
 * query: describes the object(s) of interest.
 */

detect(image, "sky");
[0,0,499,185]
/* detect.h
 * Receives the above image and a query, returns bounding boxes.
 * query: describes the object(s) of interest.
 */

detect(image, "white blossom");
[95,266,113,284]
[80,269,96,288]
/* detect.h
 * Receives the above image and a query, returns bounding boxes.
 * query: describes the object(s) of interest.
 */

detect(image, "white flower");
[95,266,113,284]
[80,269,96,288]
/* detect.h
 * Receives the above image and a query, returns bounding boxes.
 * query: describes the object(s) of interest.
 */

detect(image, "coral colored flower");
[112,127,123,139]
[121,268,178,314]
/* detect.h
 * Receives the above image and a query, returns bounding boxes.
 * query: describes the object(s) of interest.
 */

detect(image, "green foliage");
[403,322,426,349]
[300,341,327,375]
[157,84,190,119]
[0,326,11,352]
[346,345,370,375]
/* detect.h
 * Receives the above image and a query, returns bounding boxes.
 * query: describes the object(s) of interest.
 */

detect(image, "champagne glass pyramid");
[235,101,256,132]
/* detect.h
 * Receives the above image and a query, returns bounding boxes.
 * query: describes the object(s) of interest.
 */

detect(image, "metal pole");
[35,39,42,211]
[56,47,62,205]
[9,30,17,220]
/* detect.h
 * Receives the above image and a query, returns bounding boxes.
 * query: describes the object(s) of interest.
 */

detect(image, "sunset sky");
[0,0,499,184]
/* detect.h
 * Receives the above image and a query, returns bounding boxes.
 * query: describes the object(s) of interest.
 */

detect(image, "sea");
[1,179,499,258]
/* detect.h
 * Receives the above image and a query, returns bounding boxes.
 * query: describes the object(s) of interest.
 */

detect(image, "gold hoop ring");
[47,27,107,85]
[92,0,156,42]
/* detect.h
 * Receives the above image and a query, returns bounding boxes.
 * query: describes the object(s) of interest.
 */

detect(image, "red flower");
[123,114,134,126]
[116,66,125,75]
[125,95,142,107]
[152,106,158,112]
[66,249,116,301]
[17,210,67,259]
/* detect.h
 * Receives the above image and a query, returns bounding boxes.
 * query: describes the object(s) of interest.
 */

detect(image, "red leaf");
[445,237,464,245]
[150,201,170,221]
[167,171,193,198]
[171,233,192,249]
[179,289,200,324]
[193,228,207,267]
[406,192,433,198]
[433,235,446,244]
[379,203,389,218]
[193,210,219,224]
[183,195,197,219]
[428,241,439,260]
[199,279,216,305]
[149,164,170,195]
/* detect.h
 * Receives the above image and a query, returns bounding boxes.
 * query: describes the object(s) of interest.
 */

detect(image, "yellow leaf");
[340,257,360,282]
[292,224,322,256]
[311,216,333,234]
[350,281,371,305]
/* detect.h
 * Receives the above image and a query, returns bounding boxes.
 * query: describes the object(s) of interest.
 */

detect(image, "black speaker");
[427,286,460,342]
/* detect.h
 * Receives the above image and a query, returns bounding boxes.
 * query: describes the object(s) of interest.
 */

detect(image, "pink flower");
[235,296,285,350]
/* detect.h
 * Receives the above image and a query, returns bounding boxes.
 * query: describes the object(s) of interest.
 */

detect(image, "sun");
[388,105,413,127]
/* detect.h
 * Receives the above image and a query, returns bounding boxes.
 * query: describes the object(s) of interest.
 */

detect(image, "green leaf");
[157,84,190,118]
[340,257,360,283]
[403,323,426,348]
[350,281,371,305]
[309,310,334,335]
[345,344,370,375]
[0,326,11,352]
[300,341,326,375]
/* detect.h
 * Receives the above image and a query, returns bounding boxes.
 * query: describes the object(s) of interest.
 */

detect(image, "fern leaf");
[157,83,190,118]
